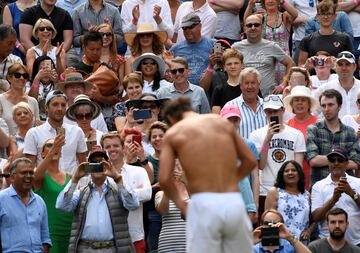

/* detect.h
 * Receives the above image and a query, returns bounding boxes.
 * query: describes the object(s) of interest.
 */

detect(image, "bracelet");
[210,0,216,4]
[207,66,214,73]
[261,144,269,153]
[59,73,65,81]
[15,41,21,49]
[279,83,285,92]
[287,234,297,246]
[114,174,122,184]
[32,82,40,89]
[281,0,287,8]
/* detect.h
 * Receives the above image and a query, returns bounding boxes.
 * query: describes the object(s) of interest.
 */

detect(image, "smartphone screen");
[289,74,306,87]
[133,109,152,120]
[270,116,280,133]
[44,59,52,70]
[84,163,104,173]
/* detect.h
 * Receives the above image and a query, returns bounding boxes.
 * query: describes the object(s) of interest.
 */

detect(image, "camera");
[314,58,325,67]
[261,224,280,246]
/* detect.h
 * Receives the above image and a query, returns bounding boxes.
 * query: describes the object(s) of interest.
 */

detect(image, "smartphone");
[289,75,306,87]
[44,59,52,70]
[261,226,280,246]
[86,140,97,151]
[133,109,152,120]
[340,176,347,181]
[314,57,325,67]
[254,0,263,11]
[56,127,65,136]
[132,134,142,145]
[270,116,280,133]
[84,163,104,173]
[213,42,222,54]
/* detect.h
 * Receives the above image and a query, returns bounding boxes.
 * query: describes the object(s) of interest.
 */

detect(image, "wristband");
[32,82,40,89]
[207,66,214,73]
[281,0,287,8]
[59,73,65,81]
[15,41,21,49]
[132,18,138,25]
[210,0,217,4]
[261,144,269,153]
[353,0,360,6]
[287,234,297,246]
[279,83,285,91]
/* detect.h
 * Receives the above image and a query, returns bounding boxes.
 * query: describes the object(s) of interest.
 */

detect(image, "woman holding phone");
[281,67,312,98]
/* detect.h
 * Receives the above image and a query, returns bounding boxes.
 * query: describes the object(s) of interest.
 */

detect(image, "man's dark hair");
[319,89,342,106]
[0,24,16,41]
[83,31,103,47]
[274,160,306,194]
[326,208,348,222]
[9,157,33,175]
[162,96,193,123]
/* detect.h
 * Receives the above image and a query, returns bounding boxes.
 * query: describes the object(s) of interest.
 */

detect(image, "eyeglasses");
[75,112,93,120]
[245,23,262,28]
[13,72,29,80]
[170,68,185,75]
[263,95,282,102]
[38,27,53,32]
[337,52,355,60]
[100,32,113,37]
[44,143,54,148]
[328,156,346,163]
[319,12,334,18]
[141,60,157,66]
[182,23,199,31]
[139,33,153,38]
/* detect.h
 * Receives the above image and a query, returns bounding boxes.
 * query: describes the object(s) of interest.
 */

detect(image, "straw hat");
[283,86,319,113]
[132,52,166,78]
[124,23,168,47]
[66,94,101,121]
[55,72,93,92]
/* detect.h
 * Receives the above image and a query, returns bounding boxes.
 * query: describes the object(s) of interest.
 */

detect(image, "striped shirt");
[225,95,267,139]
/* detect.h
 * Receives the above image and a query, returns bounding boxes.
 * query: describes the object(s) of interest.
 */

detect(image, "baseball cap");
[181,13,201,28]
[336,51,355,64]
[263,95,284,110]
[220,105,241,119]
[88,150,109,162]
[45,90,67,105]
[327,147,348,161]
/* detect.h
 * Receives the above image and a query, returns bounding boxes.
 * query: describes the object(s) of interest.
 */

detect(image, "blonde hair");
[32,19,57,40]
[12,101,33,119]
[97,23,117,56]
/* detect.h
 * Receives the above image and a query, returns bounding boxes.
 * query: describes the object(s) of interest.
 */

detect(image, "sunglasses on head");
[263,95,282,102]
[337,52,354,60]
[100,32,113,37]
[38,27,53,32]
[245,23,262,28]
[75,112,92,120]
[141,60,157,66]
[182,23,199,31]
[328,156,346,163]
[170,68,185,75]
[13,72,29,80]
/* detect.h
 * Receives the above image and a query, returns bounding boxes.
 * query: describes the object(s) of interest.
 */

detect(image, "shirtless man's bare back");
[159,97,257,253]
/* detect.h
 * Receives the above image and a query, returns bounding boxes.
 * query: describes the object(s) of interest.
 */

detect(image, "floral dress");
[277,188,310,239]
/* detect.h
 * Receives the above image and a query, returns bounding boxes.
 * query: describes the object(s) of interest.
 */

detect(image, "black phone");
[270,116,280,133]
[84,163,104,173]
[133,109,152,120]
[261,226,280,246]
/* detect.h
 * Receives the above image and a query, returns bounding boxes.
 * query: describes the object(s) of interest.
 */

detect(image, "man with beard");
[311,148,360,247]
[308,208,360,252]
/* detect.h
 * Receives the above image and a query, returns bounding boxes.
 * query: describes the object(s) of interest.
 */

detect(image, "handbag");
[85,63,119,96]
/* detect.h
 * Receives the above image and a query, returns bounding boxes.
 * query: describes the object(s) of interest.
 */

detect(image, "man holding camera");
[56,150,138,252]
[249,94,305,218]
[311,148,360,247]
[253,209,311,253]
[309,208,360,252]
[313,51,360,119]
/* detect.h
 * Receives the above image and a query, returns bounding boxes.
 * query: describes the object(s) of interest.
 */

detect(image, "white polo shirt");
[23,121,87,174]
[311,173,360,245]
[121,163,152,243]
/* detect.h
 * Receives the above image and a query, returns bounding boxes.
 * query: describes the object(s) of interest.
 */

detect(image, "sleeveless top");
[157,201,186,253]
[277,188,310,239]
[8,2,22,35]
[31,46,57,64]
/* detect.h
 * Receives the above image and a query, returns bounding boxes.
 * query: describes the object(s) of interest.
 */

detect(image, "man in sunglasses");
[157,56,210,114]
[24,90,88,175]
[171,13,214,86]
[311,148,360,246]
[313,51,360,119]
[232,14,295,97]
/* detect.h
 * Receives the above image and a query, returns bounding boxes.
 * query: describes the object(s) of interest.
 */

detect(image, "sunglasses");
[100,32,113,37]
[139,33,153,38]
[319,12,334,17]
[337,52,355,60]
[75,112,92,120]
[170,68,185,75]
[182,23,199,31]
[245,23,262,28]
[263,95,282,102]
[328,156,346,163]
[13,72,29,80]
[38,27,53,32]
[141,60,157,66]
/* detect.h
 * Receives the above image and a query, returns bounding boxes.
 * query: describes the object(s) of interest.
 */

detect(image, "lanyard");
[1,58,8,79]
[263,12,280,41]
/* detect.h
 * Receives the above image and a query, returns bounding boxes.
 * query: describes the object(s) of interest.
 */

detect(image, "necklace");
[263,11,280,40]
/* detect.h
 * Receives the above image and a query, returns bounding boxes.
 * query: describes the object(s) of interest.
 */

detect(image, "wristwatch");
[353,192,359,200]
[139,158,149,166]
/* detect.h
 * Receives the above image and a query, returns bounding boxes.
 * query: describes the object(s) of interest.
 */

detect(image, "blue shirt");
[254,239,296,253]
[170,37,214,86]
[56,179,140,240]
[0,185,51,253]
[157,82,211,114]
[305,11,353,41]
[56,0,87,16]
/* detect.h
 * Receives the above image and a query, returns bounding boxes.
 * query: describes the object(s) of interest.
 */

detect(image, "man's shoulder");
[312,176,330,189]
[308,238,328,250]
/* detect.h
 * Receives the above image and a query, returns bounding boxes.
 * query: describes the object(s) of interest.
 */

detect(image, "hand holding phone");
[213,42,222,54]
[84,163,104,173]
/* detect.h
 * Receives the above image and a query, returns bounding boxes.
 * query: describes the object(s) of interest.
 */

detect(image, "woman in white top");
[0,63,39,135]
[342,90,360,138]
[25,18,66,75]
